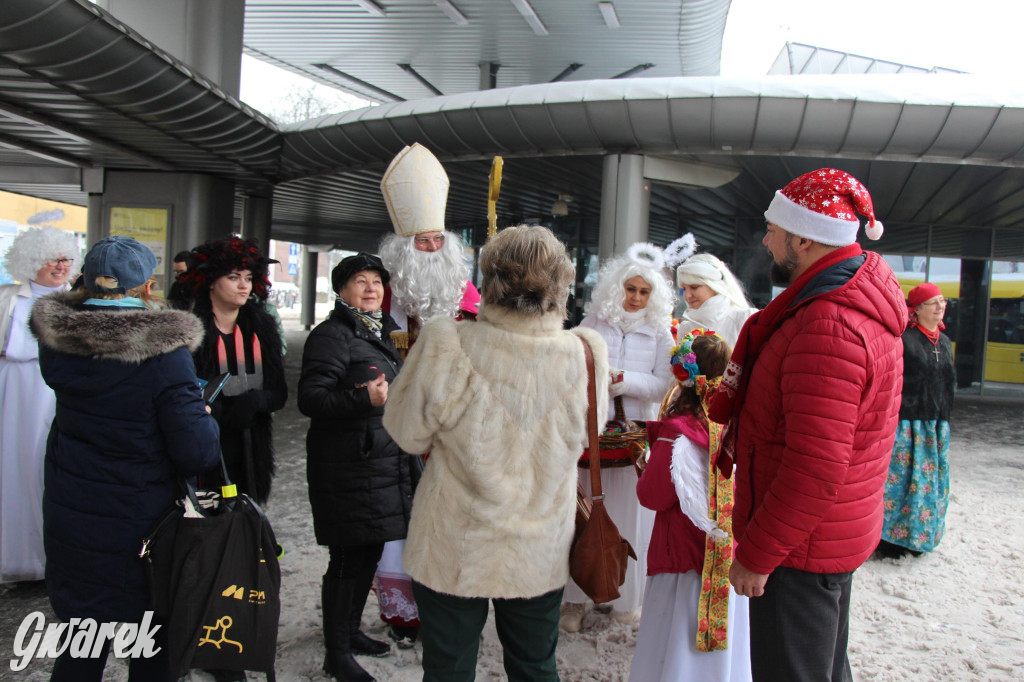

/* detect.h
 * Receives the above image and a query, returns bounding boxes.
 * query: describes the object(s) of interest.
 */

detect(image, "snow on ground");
[1,327,1022,681]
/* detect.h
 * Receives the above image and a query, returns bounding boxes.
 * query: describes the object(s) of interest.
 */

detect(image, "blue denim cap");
[83,236,158,293]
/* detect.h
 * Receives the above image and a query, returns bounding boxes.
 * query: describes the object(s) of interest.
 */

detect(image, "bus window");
[986,262,1024,385]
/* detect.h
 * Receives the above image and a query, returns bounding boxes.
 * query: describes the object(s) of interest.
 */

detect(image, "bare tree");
[269,85,344,124]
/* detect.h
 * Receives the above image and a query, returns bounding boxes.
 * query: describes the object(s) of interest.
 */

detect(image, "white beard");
[379,232,470,322]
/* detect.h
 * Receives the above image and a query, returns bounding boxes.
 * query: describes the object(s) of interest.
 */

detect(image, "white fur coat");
[383,303,610,599]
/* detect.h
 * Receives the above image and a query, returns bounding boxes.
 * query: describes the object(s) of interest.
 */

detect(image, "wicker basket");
[579,396,647,471]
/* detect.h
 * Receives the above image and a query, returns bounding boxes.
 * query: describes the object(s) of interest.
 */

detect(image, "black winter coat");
[298,302,412,546]
[30,293,220,623]
[899,326,955,421]
[192,299,287,504]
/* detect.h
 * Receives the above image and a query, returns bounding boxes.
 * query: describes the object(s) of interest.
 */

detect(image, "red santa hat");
[764,168,883,246]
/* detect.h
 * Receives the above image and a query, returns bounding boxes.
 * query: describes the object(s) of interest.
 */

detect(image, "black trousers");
[749,566,854,682]
[325,543,384,580]
[412,581,563,682]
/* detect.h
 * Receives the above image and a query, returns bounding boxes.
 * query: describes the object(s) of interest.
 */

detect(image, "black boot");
[348,571,390,658]
[387,623,419,649]
[322,576,376,682]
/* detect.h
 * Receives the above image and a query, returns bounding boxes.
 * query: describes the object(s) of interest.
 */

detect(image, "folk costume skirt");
[882,419,951,553]
[373,539,420,627]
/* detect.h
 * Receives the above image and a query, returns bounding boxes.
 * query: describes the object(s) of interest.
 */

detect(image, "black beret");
[331,252,390,293]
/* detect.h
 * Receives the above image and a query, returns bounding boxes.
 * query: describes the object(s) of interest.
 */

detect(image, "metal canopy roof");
[768,42,967,76]
[0,0,281,189]
[242,0,733,103]
[267,75,1024,245]
[0,0,1022,257]
[280,75,1024,172]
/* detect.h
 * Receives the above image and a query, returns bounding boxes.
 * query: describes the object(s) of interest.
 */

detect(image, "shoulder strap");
[579,336,603,501]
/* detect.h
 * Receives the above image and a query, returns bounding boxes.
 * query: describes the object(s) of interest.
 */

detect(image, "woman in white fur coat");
[383,225,609,681]
[676,251,758,348]
[561,243,676,632]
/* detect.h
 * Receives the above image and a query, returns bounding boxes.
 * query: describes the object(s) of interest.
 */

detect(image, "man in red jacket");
[709,169,908,682]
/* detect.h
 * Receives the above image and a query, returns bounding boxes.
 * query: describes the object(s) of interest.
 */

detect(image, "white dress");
[629,429,752,681]
[564,315,674,614]
[629,572,751,681]
[0,281,63,583]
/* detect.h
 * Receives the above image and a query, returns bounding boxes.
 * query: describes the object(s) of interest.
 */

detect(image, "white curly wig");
[3,226,79,283]
[676,252,752,309]
[588,242,675,330]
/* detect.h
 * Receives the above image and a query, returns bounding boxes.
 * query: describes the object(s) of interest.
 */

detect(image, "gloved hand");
[217,390,263,431]
[609,369,628,397]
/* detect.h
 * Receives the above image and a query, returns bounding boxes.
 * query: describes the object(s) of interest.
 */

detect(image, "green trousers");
[412,581,563,682]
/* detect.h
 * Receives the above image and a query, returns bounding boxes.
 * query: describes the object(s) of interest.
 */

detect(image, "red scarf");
[707,244,865,475]
[914,323,940,346]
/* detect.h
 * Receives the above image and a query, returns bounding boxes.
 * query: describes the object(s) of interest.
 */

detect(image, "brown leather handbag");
[569,337,637,604]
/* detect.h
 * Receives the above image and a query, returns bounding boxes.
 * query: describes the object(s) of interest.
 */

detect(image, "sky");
[240,56,372,120]
[719,0,1024,77]
[239,0,1024,117]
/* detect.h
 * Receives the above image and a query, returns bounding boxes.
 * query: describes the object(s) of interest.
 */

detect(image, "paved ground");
[1,326,1021,681]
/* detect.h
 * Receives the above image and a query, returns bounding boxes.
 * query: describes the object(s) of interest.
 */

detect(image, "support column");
[479,62,500,90]
[300,247,319,331]
[598,154,649,260]
[98,0,244,98]
[81,1,245,292]
[90,171,235,291]
[242,193,273,250]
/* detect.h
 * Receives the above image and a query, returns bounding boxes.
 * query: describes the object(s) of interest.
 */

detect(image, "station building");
[0,0,1021,394]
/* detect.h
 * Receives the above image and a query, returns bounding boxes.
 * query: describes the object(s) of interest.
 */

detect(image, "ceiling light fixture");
[508,0,549,36]
[550,63,583,82]
[598,2,620,28]
[613,63,655,79]
[551,193,573,218]
[433,0,469,25]
[352,0,387,17]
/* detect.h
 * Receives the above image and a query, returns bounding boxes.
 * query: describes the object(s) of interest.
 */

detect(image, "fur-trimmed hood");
[30,291,204,364]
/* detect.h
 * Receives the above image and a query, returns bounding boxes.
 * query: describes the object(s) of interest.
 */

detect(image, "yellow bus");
[983,277,1024,383]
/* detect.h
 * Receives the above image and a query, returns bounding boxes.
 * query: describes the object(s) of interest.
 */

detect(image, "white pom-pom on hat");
[626,242,665,270]
[865,219,884,240]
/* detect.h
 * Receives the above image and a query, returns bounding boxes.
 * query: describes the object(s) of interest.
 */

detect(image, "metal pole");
[300,247,318,331]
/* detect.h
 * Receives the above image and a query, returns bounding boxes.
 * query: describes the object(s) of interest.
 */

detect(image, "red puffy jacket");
[733,250,907,575]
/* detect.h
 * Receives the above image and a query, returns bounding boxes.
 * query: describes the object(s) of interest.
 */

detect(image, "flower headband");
[670,327,720,384]
[181,235,278,301]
